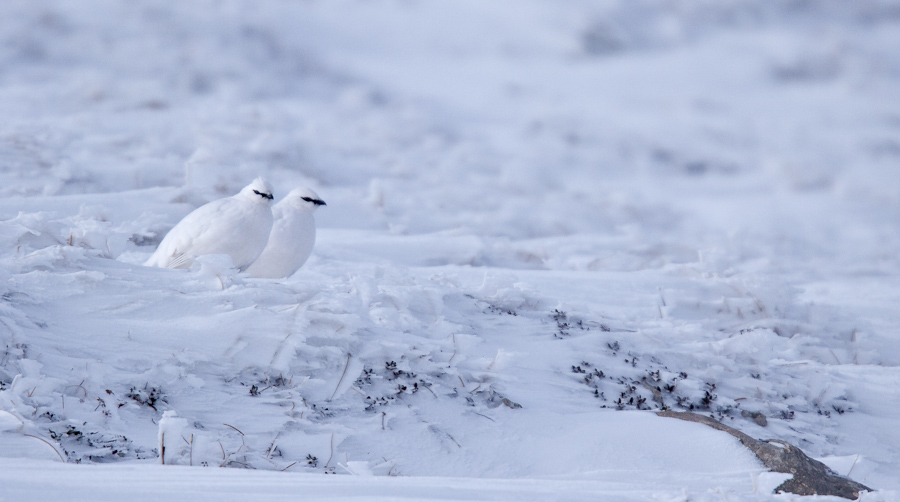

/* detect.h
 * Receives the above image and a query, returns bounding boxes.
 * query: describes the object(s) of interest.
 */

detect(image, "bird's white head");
[240,177,275,204]
[283,187,326,212]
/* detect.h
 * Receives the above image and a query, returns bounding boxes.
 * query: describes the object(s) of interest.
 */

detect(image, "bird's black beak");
[253,190,274,200]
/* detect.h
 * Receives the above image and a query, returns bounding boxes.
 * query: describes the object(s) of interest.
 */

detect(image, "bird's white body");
[245,187,325,279]
[145,178,275,270]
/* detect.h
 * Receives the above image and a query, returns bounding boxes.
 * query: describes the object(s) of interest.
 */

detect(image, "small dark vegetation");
[356,360,435,412]
[47,423,148,463]
[574,333,855,427]
[125,384,166,411]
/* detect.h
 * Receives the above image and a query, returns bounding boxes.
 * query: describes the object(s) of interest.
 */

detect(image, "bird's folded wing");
[165,252,192,269]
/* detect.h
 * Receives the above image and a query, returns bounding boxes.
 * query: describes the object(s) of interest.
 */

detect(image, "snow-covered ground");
[1,1,899,499]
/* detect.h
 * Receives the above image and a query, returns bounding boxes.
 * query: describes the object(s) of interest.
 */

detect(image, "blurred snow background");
[1,1,899,499]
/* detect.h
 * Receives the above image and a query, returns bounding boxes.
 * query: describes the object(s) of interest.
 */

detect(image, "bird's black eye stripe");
[302,197,326,205]
[253,189,274,200]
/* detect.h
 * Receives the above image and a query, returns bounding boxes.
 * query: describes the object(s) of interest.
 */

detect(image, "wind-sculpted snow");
[0,213,888,481]
[1,0,900,498]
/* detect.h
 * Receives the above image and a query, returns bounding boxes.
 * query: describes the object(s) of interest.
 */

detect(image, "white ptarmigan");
[245,187,326,278]
[144,177,275,270]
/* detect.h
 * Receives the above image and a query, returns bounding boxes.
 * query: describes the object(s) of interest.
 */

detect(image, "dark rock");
[658,410,871,499]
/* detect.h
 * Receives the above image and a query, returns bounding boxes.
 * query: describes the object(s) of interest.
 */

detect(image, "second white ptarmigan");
[145,177,275,270]
[245,187,326,278]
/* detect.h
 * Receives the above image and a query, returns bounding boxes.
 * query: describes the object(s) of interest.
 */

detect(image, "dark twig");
[324,433,335,468]
[223,423,244,436]
[24,434,65,462]
[330,354,352,401]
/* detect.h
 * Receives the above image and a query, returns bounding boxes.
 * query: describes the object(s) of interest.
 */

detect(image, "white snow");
[157,410,189,466]
[1,1,899,500]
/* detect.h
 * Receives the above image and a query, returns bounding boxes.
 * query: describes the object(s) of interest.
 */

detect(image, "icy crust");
[0,213,873,479]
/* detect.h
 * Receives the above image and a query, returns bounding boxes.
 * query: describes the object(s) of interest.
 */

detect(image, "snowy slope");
[1,1,900,499]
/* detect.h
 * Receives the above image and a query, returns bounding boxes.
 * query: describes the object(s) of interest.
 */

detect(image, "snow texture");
[1,1,899,500]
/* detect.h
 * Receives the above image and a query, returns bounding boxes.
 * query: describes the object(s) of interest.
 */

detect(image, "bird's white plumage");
[245,187,325,279]
[145,177,275,270]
